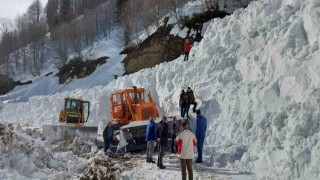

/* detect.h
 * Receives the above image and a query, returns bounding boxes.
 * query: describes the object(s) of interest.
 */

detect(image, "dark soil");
[0,74,32,95]
[57,56,108,84]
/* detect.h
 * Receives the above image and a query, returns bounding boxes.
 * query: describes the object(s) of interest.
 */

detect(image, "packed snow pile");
[1,0,320,178]
[0,123,125,179]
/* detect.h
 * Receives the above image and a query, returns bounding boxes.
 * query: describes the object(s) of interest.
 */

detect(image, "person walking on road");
[176,120,197,180]
[146,116,157,163]
[195,110,207,163]
[157,115,169,169]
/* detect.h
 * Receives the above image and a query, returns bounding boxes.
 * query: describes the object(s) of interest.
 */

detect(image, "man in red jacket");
[184,39,191,61]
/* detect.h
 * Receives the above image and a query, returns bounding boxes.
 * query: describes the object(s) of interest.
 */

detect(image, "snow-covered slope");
[0,31,124,103]
[1,0,320,178]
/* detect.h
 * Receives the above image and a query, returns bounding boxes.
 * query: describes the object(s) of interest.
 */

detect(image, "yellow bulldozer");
[43,97,98,142]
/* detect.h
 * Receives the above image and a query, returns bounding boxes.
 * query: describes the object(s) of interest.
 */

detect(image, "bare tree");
[51,24,70,68]
[26,0,47,75]
[0,18,13,75]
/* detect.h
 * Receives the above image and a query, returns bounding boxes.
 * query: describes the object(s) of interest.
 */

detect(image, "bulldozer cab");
[110,87,159,127]
[59,98,90,126]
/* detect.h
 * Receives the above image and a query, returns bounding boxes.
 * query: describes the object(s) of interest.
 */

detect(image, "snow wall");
[1,0,320,178]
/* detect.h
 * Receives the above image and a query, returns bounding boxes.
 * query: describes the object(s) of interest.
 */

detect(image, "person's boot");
[150,158,155,163]
[146,158,150,163]
[159,165,166,169]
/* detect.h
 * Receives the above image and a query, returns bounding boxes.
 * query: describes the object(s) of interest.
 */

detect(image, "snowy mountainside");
[1,0,320,179]
[0,31,125,103]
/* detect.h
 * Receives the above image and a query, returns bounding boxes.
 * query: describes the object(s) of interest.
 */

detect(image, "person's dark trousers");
[190,102,197,113]
[171,134,177,153]
[196,135,205,162]
[104,138,111,152]
[186,103,190,118]
[180,159,193,180]
[181,103,187,118]
[157,144,165,167]
[184,52,189,61]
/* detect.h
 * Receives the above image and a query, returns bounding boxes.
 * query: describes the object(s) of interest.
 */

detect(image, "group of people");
[179,87,198,118]
[146,109,207,180]
[103,85,207,180]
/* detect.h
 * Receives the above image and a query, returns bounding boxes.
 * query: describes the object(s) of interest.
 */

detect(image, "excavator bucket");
[42,125,98,143]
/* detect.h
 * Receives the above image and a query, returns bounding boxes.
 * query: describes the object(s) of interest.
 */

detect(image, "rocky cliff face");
[122,9,230,75]
[0,75,16,95]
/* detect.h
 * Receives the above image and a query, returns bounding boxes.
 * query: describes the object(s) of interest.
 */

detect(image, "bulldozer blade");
[42,125,98,143]
[116,117,181,153]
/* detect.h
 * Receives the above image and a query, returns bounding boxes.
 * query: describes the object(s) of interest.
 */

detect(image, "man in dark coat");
[146,116,157,163]
[179,90,187,118]
[103,121,113,153]
[186,87,197,116]
[171,117,178,153]
[157,115,169,169]
[195,110,207,163]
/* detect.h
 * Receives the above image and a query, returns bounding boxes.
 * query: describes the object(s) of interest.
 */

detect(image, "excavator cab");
[110,86,159,128]
[59,98,90,126]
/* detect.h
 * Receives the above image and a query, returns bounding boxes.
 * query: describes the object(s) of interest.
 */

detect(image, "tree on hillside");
[46,0,59,31]
[0,19,13,75]
[51,24,70,68]
[15,15,29,73]
[27,0,47,75]
[59,0,72,23]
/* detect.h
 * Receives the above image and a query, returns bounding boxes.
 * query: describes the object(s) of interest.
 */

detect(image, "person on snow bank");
[157,115,169,169]
[195,110,207,163]
[184,39,191,61]
[146,116,157,163]
[186,87,197,116]
[103,121,113,153]
[176,120,197,180]
[179,90,188,118]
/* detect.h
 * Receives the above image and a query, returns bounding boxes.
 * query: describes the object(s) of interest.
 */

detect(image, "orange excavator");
[109,86,160,152]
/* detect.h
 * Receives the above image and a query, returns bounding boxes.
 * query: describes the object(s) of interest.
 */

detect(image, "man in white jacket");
[176,120,197,180]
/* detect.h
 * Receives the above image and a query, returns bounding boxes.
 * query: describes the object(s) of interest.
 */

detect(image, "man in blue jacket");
[195,110,207,163]
[103,121,113,153]
[146,116,157,163]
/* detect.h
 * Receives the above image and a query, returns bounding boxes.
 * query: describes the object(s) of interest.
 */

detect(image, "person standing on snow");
[195,110,207,163]
[171,117,179,153]
[184,39,191,61]
[186,87,197,115]
[176,120,197,180]
[180,90,187,118]
[103,121,113,153]
[157,115,169,169]
[146,116,157,163]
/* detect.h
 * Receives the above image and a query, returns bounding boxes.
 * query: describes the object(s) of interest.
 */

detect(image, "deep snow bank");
[0,123,126,179]
[1,0,320,178]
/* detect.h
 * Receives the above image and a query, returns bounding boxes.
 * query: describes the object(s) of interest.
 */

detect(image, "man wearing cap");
[195,110,207,163]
